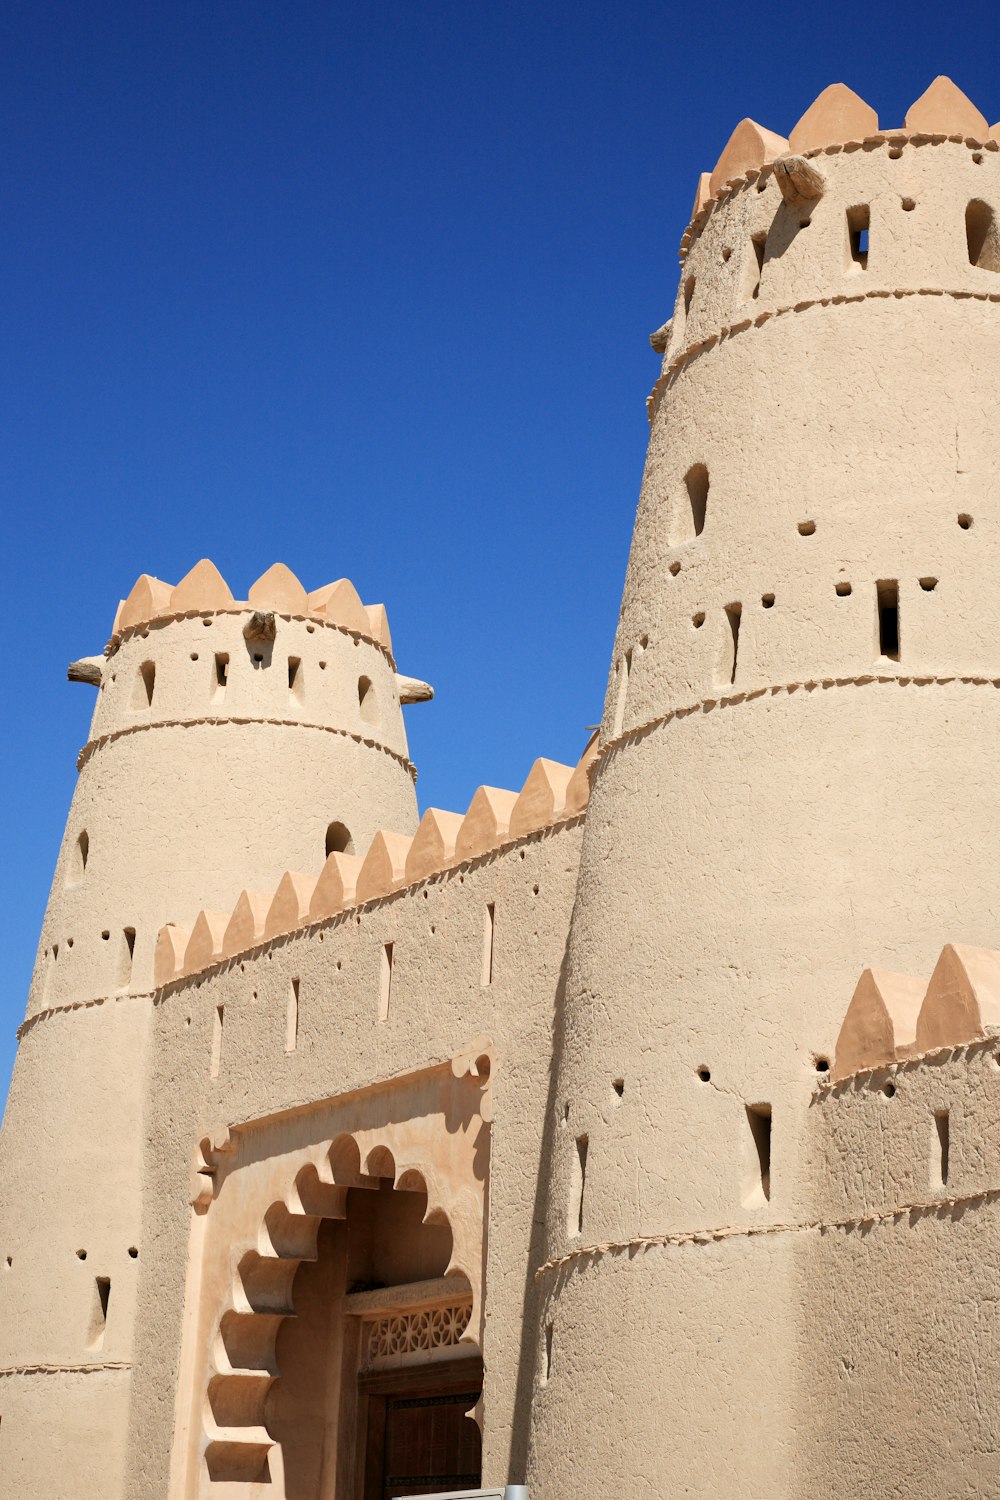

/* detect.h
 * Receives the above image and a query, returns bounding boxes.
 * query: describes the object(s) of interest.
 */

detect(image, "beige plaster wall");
[534,140,1000,1498]
[124,816,583,1498]
[795,1045,1000,1498]
[0,605,419,1499]
[9,125,1000,1500]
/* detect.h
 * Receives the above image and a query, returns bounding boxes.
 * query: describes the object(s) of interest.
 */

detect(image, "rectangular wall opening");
[286,978,299,1053]
[210,1005,224,1078]
[213,653,229,703]
[544,1319,554,1383]
[567,1134,589,1237]
[88,1276,111,1350]
[379,943,394,1022]
[877,580,900,660]
[481,903,495,987]
[287,656,303,702]
[133,660,156,709]
[749,232,766,298]
[43,944,58,1003]
[115,927,136,989]
[742,1104,772,1206]
[966,200,1000,271]
[933,1109,950,1187]
[717,603,742,686]
[612,649,632,736]
[848,205,870,268]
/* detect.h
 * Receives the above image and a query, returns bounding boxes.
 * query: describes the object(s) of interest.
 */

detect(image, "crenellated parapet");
[73,560,433,791]
[650,78,1000,406]
[680,76,999,263]
[28,560,423,1018]
[606,77,1000,746]
[111,558,392,654]
[154,737,597,985]
[831,940,1000,1082]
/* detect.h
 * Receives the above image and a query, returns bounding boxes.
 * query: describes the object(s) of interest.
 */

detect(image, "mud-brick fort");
[6,72,1000,1500]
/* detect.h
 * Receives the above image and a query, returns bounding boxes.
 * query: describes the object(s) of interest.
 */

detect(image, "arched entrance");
[179,1055,492,1500]
[266,1151,482,1499]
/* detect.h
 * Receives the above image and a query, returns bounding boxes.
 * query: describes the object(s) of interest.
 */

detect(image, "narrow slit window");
[718,603,742,686]
[210,1005,224,1079]
[877,580,900,660]
[133,660,156,708]
[115,927,136,989]
[287,656,303,702]
[743,1104,771,1206]
[88,1276,111,1350]
[544,1320,554,1383]
[481,902,495,986]
[749,232,766,298]
[67,830,89,888]
[286,979,299,1053]
[213,653,229,702]
[966,200,1000,271]
[933,1110,950,1187]
[43,944,58,1002]
[671,463,709,546]
[379,943,393,1022]
[358,676,378,725]
[568,1133,589,1236]
[683,274,696,316]
[612,648,632,736]
[848,205,870,268]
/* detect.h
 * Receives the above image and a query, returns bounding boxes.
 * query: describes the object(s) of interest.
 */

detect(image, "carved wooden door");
[360,1361,483,1500]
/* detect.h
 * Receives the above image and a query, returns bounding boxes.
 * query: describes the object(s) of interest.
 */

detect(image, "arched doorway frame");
[167,1047,493,1498]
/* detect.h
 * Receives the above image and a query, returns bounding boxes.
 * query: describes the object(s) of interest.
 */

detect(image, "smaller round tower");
[0,558,422,1499]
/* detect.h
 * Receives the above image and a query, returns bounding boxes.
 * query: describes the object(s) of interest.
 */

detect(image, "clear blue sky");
[2,1,996,1100]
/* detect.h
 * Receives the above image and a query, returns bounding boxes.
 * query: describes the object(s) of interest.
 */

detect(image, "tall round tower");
[0,559,420,1496]
[529,80,1000,1498]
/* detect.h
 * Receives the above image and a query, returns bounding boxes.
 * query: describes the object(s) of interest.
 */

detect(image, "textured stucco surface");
[127,818,582,1497]
[0,606,419,1497]
[6,123,1000,1500]
[535,137,1000,1499]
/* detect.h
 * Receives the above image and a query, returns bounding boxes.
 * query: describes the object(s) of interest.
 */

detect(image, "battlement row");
[110,559,393,658]
[688,77,998,234]
[153,736,598,985]
[832,941,1000,1082]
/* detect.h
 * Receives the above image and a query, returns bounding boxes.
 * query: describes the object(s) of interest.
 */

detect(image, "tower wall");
[800,1038,1000,1499]
[529,138,1000,1499]
[0,591,418,1498]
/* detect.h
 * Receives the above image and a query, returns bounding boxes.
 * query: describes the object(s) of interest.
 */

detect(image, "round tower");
[0,559,419,1496]
[529,80,1000,1498]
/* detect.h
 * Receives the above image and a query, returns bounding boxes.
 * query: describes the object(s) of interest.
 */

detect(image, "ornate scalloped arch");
[200,1107,486,1486]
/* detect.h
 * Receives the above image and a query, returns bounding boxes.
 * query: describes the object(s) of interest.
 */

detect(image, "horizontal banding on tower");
[660,139,1000,384]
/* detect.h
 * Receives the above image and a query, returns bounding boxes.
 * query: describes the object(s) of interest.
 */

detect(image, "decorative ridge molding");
[648,286,1000,424]
[155,812,587,995]
[107,605,396,671]
[830,941,1000,1081]
[816,1032,999,1095]
[344,1273,473,1316]
[534,1181,1000,1281]
[77,714,417,780]
[599,672,1000,763]
[197,1097,489,1465]
[0,1361,133,1376]
[679,133,1000,264]
[17,986,156,1038]
[17,823,585,1040]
